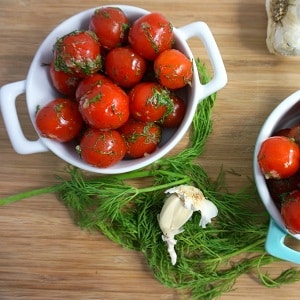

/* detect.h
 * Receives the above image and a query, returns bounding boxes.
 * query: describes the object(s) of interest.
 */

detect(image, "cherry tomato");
[129,82,173,122]
[53,30,102,77]
[36,98,83,142]
[119,118,161,158]
[104,46,147,88]
[281,189,300,234]
[79,128,126,167]
[288,125,300,144]
[273,128,291,137]
[160,94,186,128]
[257,136,300,179]
[128,12,174,60]
[79,80,129,130]
[49,61,81,97]
[267,171,300,209]
[75,73,112,101]
[89,7,130,50]
[154,49,193,89]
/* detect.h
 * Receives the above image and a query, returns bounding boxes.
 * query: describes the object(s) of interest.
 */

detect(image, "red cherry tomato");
[288,125,300,144]
[79,128,126,167]
[154,49,193,89]
[129,82,173,122]
[281,189,300,234]
[36,98,83,142]
[119,118,161,158]
[49,61,81,97]
[128,12,174,60]
[53,30,102,77]
[105,46,147,88]
[161,94,186,128]
[79,80,129,130]
[75,73,113,101]
[257,136,300,179]
[267,171,300,209]
[89,7,130,50]
[274,128,291,137]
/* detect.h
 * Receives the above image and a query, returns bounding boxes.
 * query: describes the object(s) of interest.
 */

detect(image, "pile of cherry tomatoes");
[257,124,300,234]
[36,7,193,168]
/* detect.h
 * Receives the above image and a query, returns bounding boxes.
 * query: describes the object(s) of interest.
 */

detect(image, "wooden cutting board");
[1,0,300,299]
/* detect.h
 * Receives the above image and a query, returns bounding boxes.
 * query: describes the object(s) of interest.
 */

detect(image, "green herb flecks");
[53,30,102,76]
[1,59,300,300]
[148,86,174,121]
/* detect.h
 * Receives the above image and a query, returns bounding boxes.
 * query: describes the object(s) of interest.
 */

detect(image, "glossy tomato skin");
[89,7,130,50]
[281,189,300,234]
[129,82,173,122]
[161,94,186,128]
[79,80,129,130]
[119,118,161,158]
[154,49,193,89]
[128,12,174,60]
[49,61,81,97]
[53,30,102,77]
[257,136,300,179]
[36,98,83,142]
[105,46,147,88]
[75,73,113,101]
[79,128,126,167]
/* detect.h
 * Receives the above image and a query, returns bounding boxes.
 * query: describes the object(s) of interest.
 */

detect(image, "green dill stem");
[0,169,190,206]
[137,176,191,194]
[80,170,156,184]
[0,185,61,206]
[106,169,190,181]
[113,170,155,180]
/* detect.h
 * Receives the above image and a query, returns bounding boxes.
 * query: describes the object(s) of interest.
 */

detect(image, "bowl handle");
[265,219,300,264]
[0,80,48,154]
[177,22,227,101]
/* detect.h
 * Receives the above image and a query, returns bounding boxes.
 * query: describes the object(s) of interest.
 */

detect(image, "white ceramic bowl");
[254,90,300,264]
[0,5,227,174]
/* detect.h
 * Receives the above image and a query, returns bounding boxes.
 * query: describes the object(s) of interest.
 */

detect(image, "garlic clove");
[158,193,193,238]
[157,193,193,265]
[165,185,206,211]
[165,185,218,228]
[158,185,218,265]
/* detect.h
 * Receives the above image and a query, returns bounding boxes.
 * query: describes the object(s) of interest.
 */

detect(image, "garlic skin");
[165,185,218,227]
[266,0,300,55]
[157,185,218,265]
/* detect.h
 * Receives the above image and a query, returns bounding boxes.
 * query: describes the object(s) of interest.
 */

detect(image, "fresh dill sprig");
[1,59,300,300]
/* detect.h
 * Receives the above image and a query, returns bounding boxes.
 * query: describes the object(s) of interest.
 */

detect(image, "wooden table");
[1,0,300,299]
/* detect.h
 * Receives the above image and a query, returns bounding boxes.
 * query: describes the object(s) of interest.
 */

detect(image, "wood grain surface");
[1,0,300,299]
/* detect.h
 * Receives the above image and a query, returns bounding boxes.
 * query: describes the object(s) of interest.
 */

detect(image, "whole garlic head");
[266,0,300,55]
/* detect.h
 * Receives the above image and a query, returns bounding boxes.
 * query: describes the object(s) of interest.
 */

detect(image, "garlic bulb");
[266,0,300,55]
[157,185,218,265]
